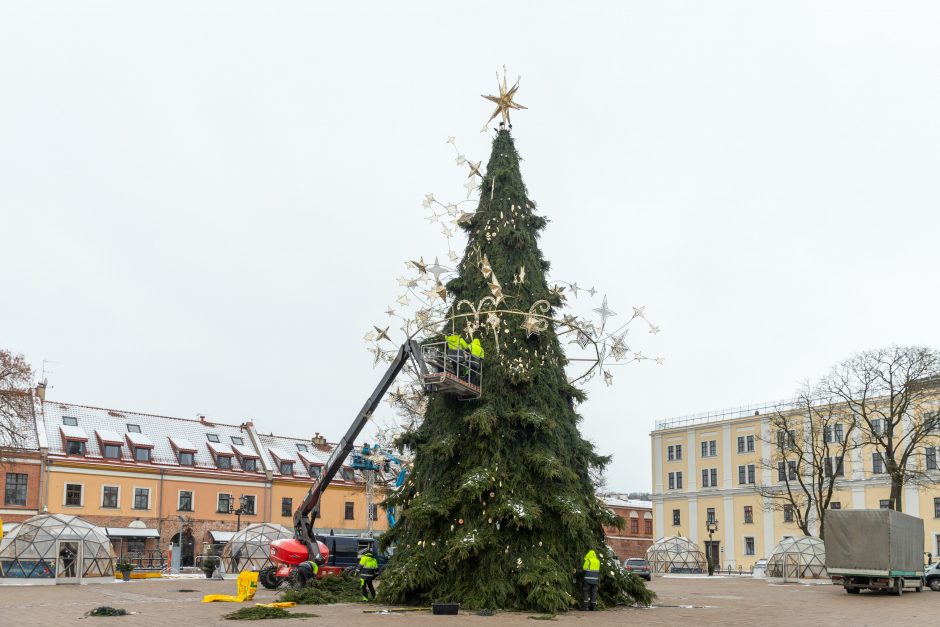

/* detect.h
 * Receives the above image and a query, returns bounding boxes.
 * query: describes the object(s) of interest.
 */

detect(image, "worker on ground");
[582,548,600,611]
[294,559,318,587]
[445,334,471,380]
[357,548,379,601]
[469,338,484,386]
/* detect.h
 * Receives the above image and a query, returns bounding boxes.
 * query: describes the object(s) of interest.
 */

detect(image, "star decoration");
[632,306,646,319]
[603,370,613,387]
[480,255,494,279]
[649,325,660,335]
[486,312,501,331]
[633,351,644,361]
[369,346,383,367]
[410,257,428,274]
[431,281,446,302]
[562,314,578,328]
[592,295,617,331]
[385,307,396,317]
[569,282,580,298]
[457,211,474,225]
[363,330,377,342]
[467,160,483,178]
[513,265,526,286]
[397,277,412,287]
[588,286,597,297]
[456,154,466,165]
[481,66,527,128]
[421,194,434,209]
[521,315,542,338]
[397,294,410,306]
[448,250,459,263]
[655,357,665,365]
[441,225,453,238]
[463,179,478,196]
[445,203,458,217]
[426,257,447,282]
[446,136,455,145]
[425,213,440,224]
[373,326,391,343]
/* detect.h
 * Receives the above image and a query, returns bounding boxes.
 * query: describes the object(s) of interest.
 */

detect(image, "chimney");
[312,432,328,447]
[35,380,47,401]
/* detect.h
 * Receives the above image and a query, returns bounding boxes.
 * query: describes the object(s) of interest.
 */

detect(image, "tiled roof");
[257,432,330,479]
[602,496,653,509]
[41,402,258,474]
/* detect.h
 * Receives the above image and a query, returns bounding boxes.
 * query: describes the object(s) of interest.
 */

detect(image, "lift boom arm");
[292,339,427,562]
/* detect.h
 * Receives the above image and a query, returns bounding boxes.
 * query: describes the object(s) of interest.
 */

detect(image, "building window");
[65,483,83,507]
[788,461,797,481]
[341,468,355,481]
[296,443,308,452]
[777,461,786,482]
[737,435,755,453]
[744,506,753,524]
[135,447,151,462]
[242,458,257,472]
[872,419,884,436]
[672,509,681,526]
[178,490,194,512]
[934,497,940,518]
[702,468,717,487]
[281,497,293,517]
[926,447,937,471]
[744,537,755,556]
[879,499,891,509]
[777,429,797,450]
[126,423,141,433]
[834,423,844,442]
[309,465,322,478]
[747,464,755,484]
[669,472,683,490]
[279,461,294,475]
[103,444,121,459]
[4,473,28,506]
[216,455,232,469]
[738,465,746,485]
[702,469,709,487]
[667,444,682,461]
[207,433,220,443]
[872,452,885,474]
[824,456,845,477]
[701,440,717,457]
[102,486,119,508]
[217,493,232,513]
[63,416,78,426]
[630,518,639,534]
[706,508,716,524]
[676,472,683,489]
[830,501,841,510]
[66,440,86,456]
[178,451,194,466]
[369,503,378,521]
[783,505,794,523]
[344,502,355,520]
[134,488,149,510]
[231,436,244,445]
[242,495,256,515]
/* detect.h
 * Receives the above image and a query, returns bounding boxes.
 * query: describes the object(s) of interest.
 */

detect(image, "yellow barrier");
[202,571,259,603]
[255,602,297,608]
[114,571,163,580]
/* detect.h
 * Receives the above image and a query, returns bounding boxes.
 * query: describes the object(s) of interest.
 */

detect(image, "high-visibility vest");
[470,339,484,359]
[446,335,461,350]
[359,554,378,581]
[583,550,600,584]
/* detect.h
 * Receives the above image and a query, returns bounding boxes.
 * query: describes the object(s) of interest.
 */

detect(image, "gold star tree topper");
[481,66,527,129]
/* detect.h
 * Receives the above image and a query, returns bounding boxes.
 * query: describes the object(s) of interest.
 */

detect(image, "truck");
[824,509,925,595]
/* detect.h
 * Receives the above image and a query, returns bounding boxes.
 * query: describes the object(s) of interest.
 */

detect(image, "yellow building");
[651,396,940,570]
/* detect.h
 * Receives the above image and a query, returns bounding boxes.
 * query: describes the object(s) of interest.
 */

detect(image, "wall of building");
[602,502,653,561]
[0,453,42,523]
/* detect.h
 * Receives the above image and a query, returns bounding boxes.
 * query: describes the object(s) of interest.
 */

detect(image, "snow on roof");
[95,429,122,444]
[232,443,258,459]
[60,424,88,441]
[268,447,294,463]
[602,496,653,509]
[298,450,325,467]
[208,441,234,457]
[169,437,197,452]
[126,431,153,448]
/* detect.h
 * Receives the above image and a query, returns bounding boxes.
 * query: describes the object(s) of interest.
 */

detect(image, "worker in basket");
[357,548,378,601]
[469,338,484,386]
[445,334,471,381]
[582,548,600,611]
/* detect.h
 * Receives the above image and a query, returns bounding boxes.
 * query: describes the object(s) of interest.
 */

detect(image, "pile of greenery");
[279,573,363,605]
[86,606,128,616]
[378,129,655,613]
[224,607,318,621]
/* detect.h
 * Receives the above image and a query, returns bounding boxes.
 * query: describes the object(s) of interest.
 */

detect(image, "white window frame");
[63,482,84,507]
[242,494,257,515]
[217,492,233,514]
[133,486,151,511]
[100,484,121,509]
[178,489,195,512]
[744,536,755,556]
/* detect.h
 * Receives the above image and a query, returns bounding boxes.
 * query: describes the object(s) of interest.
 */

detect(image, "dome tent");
[220,523,292,572]
[646,536,706,574]
[0,513,114,579]
[766,535,827,579]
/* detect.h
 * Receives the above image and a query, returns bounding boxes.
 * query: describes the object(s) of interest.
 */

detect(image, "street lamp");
[705,518,719,576]
[229,495,251,531]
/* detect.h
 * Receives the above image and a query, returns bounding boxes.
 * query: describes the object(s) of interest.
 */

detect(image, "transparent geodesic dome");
[0,513,114,578]
[221,523,292,572]
[766,535,827,579]
[646,536,707,574]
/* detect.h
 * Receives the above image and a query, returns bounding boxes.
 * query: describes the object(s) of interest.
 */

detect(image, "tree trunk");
[890,480,903,511]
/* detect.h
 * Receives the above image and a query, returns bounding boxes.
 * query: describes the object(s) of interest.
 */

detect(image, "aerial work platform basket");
[420,341,482,400]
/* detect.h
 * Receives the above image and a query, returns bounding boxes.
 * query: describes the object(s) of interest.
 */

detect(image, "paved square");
[0,575,935,626]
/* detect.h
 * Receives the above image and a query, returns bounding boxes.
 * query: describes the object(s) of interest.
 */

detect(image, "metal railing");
[654,399,800,431]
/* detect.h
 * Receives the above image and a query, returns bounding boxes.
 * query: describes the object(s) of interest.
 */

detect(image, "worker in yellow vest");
[582,549,600,611]
[445,334,470,380]
[469,338,484,386]
[357,549,378,601]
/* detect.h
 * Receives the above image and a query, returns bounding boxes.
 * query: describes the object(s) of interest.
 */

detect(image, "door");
[171,532,195,568]
[704,541,720,571]
[56,540,81,584]
[784,554,799,582]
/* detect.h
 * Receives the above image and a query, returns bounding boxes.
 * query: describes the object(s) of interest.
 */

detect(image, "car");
[927,562,940,591]
[623,557,651,581]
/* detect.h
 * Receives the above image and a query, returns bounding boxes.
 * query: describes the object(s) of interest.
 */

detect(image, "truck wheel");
[845,586,860,594]
[929,578,940,592]
[895,578,903,596]
[258,566,280,590]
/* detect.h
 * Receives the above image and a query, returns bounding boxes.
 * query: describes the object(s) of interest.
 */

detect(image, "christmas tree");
[378,97,654,612]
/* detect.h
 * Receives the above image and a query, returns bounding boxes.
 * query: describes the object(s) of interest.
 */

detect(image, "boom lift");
[263,338,481,589]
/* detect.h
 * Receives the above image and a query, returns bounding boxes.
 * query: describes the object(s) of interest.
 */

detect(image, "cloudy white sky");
[3,2,939,492]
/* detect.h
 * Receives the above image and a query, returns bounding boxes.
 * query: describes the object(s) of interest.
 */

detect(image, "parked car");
[926,562,940,591]
[623,557,651,581]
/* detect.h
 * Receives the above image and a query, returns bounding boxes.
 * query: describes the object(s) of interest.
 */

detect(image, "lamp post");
[230,495,250,531]
[705,518,719,576]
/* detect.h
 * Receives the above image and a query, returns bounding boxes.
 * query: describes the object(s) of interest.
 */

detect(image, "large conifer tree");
[379,129,653,612]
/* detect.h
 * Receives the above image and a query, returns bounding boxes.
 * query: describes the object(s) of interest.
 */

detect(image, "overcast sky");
[3,2,939,492]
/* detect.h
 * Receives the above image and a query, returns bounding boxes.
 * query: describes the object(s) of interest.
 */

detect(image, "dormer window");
[61,424,89,456]
[309,465,322,478]
[207,434,220,443]
[63,416,78,426]
[179,452,194,466]
[231,436,244,446]
[126,431,154,463]
[243,458,257,472]
[103,444,121,459]
[341,468,355,481]
[207,441,235,470]
[126,424,141,433]
[96,430,123,460]
[296,443,308,452]
[135,447,151,462]
[170,437,197,466]
[280,461,294,475]
[217,455,232,469]
[67,440,86,455]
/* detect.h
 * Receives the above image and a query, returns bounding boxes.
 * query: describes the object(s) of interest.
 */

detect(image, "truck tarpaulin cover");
[824,509,924,572]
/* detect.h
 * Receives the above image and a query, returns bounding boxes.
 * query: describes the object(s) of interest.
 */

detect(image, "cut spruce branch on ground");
[224,607,319,620]
[85,607,128,616]
[279,574,364,604]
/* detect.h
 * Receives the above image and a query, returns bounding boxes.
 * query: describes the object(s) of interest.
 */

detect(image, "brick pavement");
[0,575,936,626]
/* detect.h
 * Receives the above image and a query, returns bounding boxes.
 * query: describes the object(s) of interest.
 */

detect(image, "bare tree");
[756,382,858,539]
[0,350,35,460]
[822,346,940,511]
